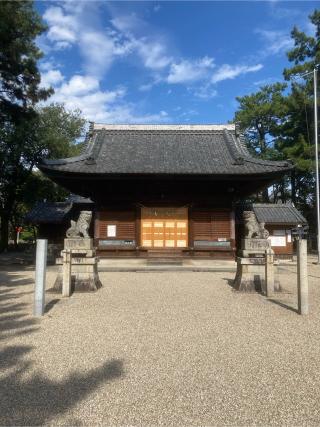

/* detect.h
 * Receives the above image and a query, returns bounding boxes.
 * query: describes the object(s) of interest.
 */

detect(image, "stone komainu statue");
[66,211,92,238]
[243,211,269,239]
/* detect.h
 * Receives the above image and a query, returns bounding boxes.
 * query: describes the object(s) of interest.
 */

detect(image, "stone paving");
[0,259,320,426]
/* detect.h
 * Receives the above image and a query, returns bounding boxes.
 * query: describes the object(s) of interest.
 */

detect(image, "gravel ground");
[1,259,320,426]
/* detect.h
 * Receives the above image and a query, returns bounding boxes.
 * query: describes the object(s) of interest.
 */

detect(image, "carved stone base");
[241,238,271,258]
[51,238,102,294]
[233,257,265,292]
[64,238,93,250]
[234,257,280,293]
[52,262,102,293]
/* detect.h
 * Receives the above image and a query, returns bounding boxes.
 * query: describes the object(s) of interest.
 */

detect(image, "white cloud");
[110,13,172,70]
[79,31,132,77]
[43,70,169,124]
[255,29,293,55]
[134,38,172,70]
[191,84,218,99]
[40,2,267,116]
[43,5,170,76]
[41,69,64,87]
[167,56,215,84]
[58,75,100,96]
[43,6,78,46]
[111,14,144,33]
[211,64,263,84]
[306,21,316,37]
[43,6,132,78]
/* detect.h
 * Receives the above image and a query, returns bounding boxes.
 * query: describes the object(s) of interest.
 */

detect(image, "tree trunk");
[262,187,270,202]
[291,170,296,204]
[0,214,9,252]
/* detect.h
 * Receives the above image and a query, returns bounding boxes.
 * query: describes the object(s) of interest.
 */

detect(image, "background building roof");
[252,203,307,225]
[25,196,93,225]
[236,202,307,225]
[25,201,72,225]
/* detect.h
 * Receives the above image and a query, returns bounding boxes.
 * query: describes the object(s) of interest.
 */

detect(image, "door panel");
[141,207,188,249]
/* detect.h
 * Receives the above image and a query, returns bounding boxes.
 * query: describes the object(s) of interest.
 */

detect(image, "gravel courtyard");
[1,261,320,426]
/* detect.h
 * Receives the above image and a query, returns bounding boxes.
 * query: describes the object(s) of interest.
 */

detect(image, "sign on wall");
[269,235,286,247]
[107,224,116,237]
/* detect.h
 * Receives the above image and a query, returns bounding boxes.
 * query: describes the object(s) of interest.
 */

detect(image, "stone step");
[147,250,182,258]
[147,258,183,266]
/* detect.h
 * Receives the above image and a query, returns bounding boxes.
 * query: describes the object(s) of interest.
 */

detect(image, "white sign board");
[269,236,286,247]
[107,225,116,237]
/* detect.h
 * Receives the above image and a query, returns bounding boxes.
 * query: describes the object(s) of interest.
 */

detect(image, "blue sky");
[36,1,319,124]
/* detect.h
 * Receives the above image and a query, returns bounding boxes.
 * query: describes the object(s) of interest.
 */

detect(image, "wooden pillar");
[188,206,193,250]
[135,206,141,249]
[230,209,236,255]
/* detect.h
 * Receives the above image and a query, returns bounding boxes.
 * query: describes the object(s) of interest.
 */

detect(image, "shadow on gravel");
[0,358,124,426]
[267,298,298,314]
[44,298,60,313]
[0,268,124,426]
[0,276,40,342]
[222,277,298,314]
[223,277,236,290]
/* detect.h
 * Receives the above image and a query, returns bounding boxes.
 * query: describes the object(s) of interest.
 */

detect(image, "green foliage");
[0,1,86,250]
[5,104,85,238]
[234,9,320,221]
[0,1,52,122]
[235,83,287,157]
[34,103,86,160]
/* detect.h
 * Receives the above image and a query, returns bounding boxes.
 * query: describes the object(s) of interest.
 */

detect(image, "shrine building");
[39,123,293,259]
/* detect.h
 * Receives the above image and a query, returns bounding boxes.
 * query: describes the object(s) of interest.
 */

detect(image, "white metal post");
[314,68,320,263]
[34,239,47,316]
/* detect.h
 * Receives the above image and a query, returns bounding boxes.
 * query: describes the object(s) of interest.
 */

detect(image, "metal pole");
[34,239,47,316]
[314,68,320,263]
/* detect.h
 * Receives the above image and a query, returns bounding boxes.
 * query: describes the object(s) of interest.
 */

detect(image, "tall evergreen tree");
[0,1,52,250]
[234,9,320,227]
[279,9,320,226]
[234,83,288,202]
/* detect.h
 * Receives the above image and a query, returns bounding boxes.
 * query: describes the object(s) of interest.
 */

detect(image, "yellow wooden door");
[141,208,188,248]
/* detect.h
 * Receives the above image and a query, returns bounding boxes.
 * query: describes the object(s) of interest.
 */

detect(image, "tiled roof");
[25,196,94,225]
[236,202,307,225]
[252,203,307,225]
[39,125,293,177]
[25,202,72,224]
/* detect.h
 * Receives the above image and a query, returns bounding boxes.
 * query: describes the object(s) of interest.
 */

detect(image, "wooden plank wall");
[95,207,235,258]
[98,210,136,240]
[192,209,231,241]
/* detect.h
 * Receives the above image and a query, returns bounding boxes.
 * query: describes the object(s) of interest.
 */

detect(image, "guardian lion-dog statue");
[243,211,269,239]
[66,211,92,238]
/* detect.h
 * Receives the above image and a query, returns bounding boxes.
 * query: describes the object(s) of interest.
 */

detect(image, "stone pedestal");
[241,238,270,257]
[234,257,265,292]
[234,238,279,293]
[52,238,102,294]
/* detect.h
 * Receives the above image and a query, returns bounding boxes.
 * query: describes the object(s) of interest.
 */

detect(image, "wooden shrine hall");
[39,124,293,259]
